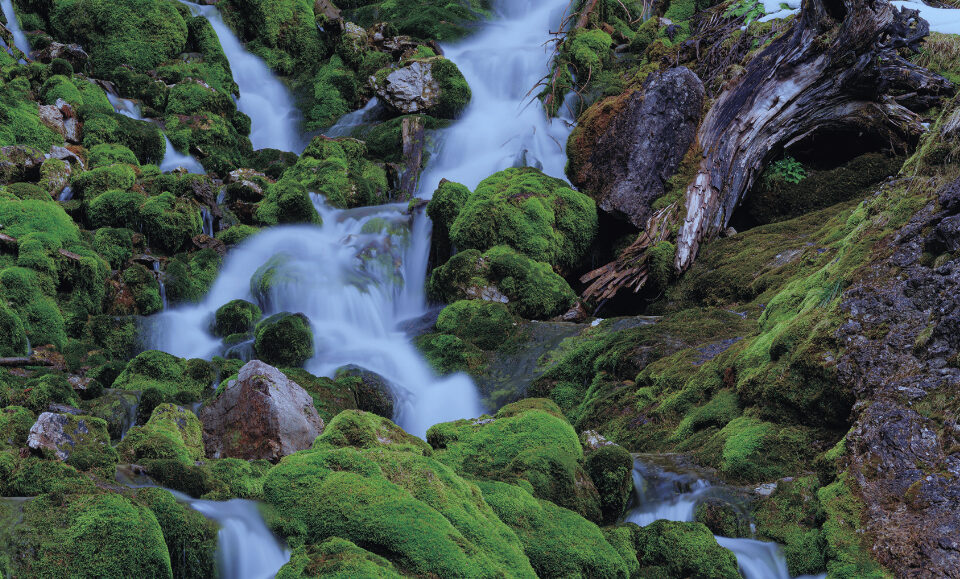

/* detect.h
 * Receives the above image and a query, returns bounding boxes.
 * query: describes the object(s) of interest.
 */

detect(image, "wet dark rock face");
[570,66,704,228]
[838,179,960,576]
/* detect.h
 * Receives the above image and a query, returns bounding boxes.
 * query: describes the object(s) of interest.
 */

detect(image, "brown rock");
[199,360,325,462]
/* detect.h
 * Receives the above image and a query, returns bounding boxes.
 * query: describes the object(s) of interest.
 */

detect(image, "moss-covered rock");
[429,245,577,319]
[435,299,520,350]
[139,192,202,254]
[122,264,163,315]
[117,403,204,465]
[477,479,630,578]
[316,410,431,456]
[0,304,28,357]
[426,399,602,522]
[0,406,34,449]
[584,443,634,525]
[332,366,394,419]
[112,351,210,400]
[253,312,314,367]
[6,492,173,578]
[447,168,598,270]
[631,519,741,578]
[213,299,262,337]
[752,475,827,576]
[26,412,118,474]
[136,487,217,579]
[264,434,536,577]
[277,537,402,578]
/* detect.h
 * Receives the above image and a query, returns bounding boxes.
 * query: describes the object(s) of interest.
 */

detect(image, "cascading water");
[626,459,828,579]
[178,1,306,153]
[152,262,168,310]
[1,0,31,58]
[417,0,577,194]
[201,207,215,237]
[187,499,291,579]
[323,97,384,138]
[105,92,205,173]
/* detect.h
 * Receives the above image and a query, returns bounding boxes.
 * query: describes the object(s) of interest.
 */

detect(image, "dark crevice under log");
[582,0,953,303]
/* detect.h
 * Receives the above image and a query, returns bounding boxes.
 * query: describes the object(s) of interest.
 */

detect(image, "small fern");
[723,0,765,24]
[767,156,807,184]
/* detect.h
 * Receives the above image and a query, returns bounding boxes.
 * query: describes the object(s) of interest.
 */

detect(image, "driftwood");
[582,0,953,302]
[0,356,55,367]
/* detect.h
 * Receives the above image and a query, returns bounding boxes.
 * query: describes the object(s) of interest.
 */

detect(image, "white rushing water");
[188,498,291,579]
[626,460,827,579]
[1,0,31,57]
[178,0,306,153]
[105,92,205,173]
[417,0,577,194]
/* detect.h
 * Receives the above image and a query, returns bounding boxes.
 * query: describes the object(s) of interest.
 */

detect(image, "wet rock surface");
[570,67,704,228]
[838,179,960,575]
[199,360,325,462]
[373,61,440,114]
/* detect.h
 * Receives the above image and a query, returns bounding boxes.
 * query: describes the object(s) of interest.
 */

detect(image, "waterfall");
[417,0,577,195]
[178,1,306,153]
[153,261,168,310]
[323,97,384,138]
[625,459,828,579]
[188,499,291,579]
[1,0,31,57]
[201,207,215,237]
[105,92,205,173]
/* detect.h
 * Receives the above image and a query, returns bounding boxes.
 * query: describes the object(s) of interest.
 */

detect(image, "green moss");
[477,479,630,578]
[752,475,827,576]
[136,487,217,579]
[277,537,402,578]
[426,179,470,235]
[348,0,490,41]
[87,189,144,229]
[30,413,118,474]
[8,374,79,414]
[316,410,432,455]
[448,168,598,270]
[264,440,536,576]
[203,458,271,500]
[88,144,140,168]
[429,57,472,119]
[435,300,519,350]
[139,192,201,254]
[585,444,634,525]
[113,351,209,400]
[122,264,163,315]
[71,164,138,200]
[0,77,63,150]
[817,474,891,578]
[278,368,359,423]
[118,403,204,465]
[632,519,740,578]
[414,332,486,375]
[0,406,34,449]
[163,249,222,305]
[8,492,172,578]
[274,137,387,211]
[93,228,134,269]
[0,304,28,357]
[1,453,96,497]
[213,299,262,337]
[81,111,165,165]
[253,312,313,367]
[429,245,577,319]
[216,224,260,245]
[427,399,601,521]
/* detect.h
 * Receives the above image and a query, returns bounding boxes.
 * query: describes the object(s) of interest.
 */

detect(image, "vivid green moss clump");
[113,350,211,400]
[136,487,218,579]
[254,312,314,367]
[632,520,740,578]
[429,244,577,319]
[277,538,403,578]
[118,403,205,465]
[213,299,263,337]
[426,399,602,522]
[435,300,519,349]
[264,412,537,578]
[3,491,172,577]
[446,168,598,270]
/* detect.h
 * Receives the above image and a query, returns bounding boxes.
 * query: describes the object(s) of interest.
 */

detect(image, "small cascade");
[1,0,31,58]
[148,199,483,438]
[625,458,827,579]
[201,207,215,237]
[105,92,204,173]
[178,1,306,153]
[323,97,384,138]
[57,186,74,201]
[188,499,291,579]
[417,0,578,195]
[153,261,168,310]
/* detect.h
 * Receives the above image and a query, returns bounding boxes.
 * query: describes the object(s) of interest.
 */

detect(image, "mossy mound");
[263,429,537,577]
[4,492,172,578]
[112,351,211,401]
[443,169,598,270]
[429,245,577,319]
[347,0,490,41]
[277,537,403,578]
[435,300,520,350]
[0,451,96,497]
[426,399,602,522]
[0,77,63,150]
[213,299,262,337]
[316,410,430,455]
[136,487,218,579]
[477,479,631,578]
[30,413,118,475]
[631,520,740,578]
[272,137,388,210]
[752,475,827,576]
[0,406,34,449]
[253,312,314,367]
[585,443,635,525]
[118,403,204,465]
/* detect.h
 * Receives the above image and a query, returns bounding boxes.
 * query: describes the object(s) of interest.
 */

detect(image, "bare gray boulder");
[569,67,704,228]
[372,61,440,114]
[199,360,324,462]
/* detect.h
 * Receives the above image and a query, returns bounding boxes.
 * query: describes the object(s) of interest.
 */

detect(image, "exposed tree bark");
[581,0,953,302]
[399,115,426,199]
[674,0,952,271]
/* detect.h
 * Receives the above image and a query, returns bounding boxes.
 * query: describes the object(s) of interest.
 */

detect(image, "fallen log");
[0,356,55,367]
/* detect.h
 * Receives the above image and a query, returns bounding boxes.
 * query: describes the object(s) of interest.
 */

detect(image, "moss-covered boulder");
[272,137,388,210]
[112,351,210,400]
[213,299,262,337]
[264,427,537,577]
[316,410,431,456]
[631,520,741,579]
[373,58,471,119]
[118,403,204,465]
[446,168,598,270]
[277,537,402,578]
[426,399,602,522]
[136,487,218,579]
[5,492,173,578]
[26,412,118,474]
[79,390,140,440]
[254,312,314,367]
[332,367,394,419]
[429,245,577,319]
[0,406,34,449]
[435,299,520,350]
[478,479,631,578]
[584,443,635,525]
[139,192,202,254]
[0,304,28,357]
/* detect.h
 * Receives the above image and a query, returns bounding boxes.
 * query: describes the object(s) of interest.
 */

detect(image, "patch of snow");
[893,1,960,35]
